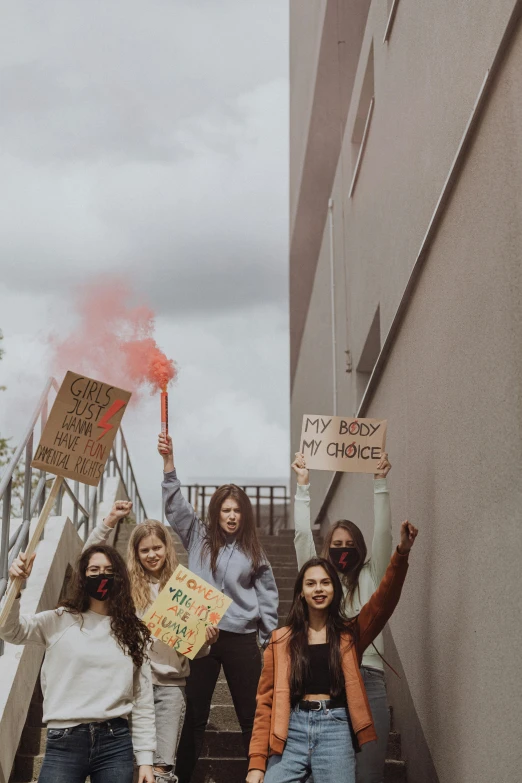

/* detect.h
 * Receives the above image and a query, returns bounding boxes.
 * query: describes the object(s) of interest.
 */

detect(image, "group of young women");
[0,433,418,783]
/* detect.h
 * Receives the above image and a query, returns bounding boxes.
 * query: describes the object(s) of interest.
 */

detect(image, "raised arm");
[291,453,318,570]
[158,433,205,552]
[357,521,418,655]
[247,642,276,781]
[83,500,133,551]
[370,452,393,585]
[253,563,279,645]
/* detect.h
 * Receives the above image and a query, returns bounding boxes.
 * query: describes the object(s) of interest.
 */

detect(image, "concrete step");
[10,752,44,783]
[207,704,240,732]
[273,576,298,588]
[387,730,402,761]
[201,730,244,758]
[384,759,407,782]
[192,757,248,783]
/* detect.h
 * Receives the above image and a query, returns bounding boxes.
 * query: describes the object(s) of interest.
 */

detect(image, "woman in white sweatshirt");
[1,543,156,783]
[86,504,219,783]
[291,451,393,783]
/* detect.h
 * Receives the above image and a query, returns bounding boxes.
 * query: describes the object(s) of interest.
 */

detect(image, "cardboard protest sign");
[300,415,387,474]
[142,564,233,660]
[31,371,131,486]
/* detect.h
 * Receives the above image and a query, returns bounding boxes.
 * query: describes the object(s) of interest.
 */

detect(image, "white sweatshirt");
[0,598,155,766]
[85,522,210,687]
[294,478,393,671]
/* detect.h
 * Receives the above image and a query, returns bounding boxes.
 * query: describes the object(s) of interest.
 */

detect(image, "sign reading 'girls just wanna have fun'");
[300,415,387,474]
[142,564,233,660]
[31,371,132,486]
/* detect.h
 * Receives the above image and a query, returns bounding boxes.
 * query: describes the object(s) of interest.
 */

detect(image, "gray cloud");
[0,0,289,512]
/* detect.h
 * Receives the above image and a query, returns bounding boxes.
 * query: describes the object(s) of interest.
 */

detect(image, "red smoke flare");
[49,280,177,398]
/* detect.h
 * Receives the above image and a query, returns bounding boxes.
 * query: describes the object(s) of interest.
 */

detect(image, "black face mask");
[85,574,115,602]
[329,547,359,573]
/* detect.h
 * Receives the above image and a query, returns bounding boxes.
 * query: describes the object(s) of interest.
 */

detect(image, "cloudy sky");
[0,0,289,518]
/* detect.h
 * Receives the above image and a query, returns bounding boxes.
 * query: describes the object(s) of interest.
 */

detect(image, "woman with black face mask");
[1,544,155,783]
[291,451,393,783]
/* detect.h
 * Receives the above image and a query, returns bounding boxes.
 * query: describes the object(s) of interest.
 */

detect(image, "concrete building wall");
[290,2,522,781]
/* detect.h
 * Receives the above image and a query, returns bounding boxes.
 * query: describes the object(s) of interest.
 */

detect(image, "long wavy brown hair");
[322,520,368,608]
[202,485,264,576]
[127,520,178,612]
[60,544,150,668]
[285,557,356,705]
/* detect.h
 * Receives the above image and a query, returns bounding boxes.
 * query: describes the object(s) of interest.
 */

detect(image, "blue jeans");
[38,717,134,783]
[356,667,390,783]
[264,702,356,783]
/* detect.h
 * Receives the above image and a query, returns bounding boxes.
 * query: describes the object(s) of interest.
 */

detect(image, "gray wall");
[290,1,522,780]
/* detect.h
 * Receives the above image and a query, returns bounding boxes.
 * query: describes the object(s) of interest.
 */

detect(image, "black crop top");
[303,643,338,695]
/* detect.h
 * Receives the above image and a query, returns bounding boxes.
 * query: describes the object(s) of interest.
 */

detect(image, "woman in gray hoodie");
[158,433,279,783]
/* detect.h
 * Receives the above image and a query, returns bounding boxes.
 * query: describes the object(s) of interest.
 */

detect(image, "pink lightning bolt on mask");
[85,574,115,602]
[329,547,359,573]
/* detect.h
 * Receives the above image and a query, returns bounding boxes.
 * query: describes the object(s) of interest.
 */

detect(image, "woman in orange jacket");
[246,521,418,783]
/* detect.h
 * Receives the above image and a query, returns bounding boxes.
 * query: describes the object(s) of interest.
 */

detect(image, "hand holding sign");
[374,452,391,479]
[300,415,387,474]
[291,452,310,486]
[9,551,36,582]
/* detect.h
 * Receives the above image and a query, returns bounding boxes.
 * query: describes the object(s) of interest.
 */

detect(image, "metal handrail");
[180,483,289,535]
[0,377,147,653]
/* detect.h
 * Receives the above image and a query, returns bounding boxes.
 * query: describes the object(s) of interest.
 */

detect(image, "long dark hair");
[285,557,355,705]
[322,520,368,606]
[201,485,264,576]
[60,544,151,668]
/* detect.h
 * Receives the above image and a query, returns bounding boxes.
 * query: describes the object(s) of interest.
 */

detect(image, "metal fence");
[181,484,289,535]
[0,377,147,653]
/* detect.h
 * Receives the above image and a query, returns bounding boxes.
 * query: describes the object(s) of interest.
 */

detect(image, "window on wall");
[384,0,400,42]
[356,306,380,409]
[348,43,375,198]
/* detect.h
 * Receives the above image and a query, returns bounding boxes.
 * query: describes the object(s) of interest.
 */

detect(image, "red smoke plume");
[49,280,177,397]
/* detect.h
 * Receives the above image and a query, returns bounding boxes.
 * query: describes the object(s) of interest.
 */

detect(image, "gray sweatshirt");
[162,470,279,644]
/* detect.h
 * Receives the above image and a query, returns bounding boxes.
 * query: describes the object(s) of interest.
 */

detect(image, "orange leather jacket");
[248,549,409,772]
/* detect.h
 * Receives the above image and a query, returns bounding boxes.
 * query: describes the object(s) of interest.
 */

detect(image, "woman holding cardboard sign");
[291,451,393,783]
[158,432,279,783]
[85,504,219,783]
[0,543,155,783]
[246,521,418,783]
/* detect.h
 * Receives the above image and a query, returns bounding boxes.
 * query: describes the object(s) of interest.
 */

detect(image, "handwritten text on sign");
[300,415,387,474]
[142,564,233,660]
[31,371,131,486]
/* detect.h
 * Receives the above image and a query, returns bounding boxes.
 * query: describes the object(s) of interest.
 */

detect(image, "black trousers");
[175,630,262,783]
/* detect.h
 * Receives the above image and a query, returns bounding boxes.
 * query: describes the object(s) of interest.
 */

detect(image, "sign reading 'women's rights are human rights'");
[300,415,387,474]
[143,564,233,660]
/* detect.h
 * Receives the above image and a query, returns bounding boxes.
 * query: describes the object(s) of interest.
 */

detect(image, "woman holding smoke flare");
[291,450,393,783]
[1,544,155,783]
[247,521,418,783]
[157,432,279,783]
[86,502,219,783]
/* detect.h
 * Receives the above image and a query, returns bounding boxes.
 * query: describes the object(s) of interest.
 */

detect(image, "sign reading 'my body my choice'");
[32,371,132,486]
[300,415,387,474]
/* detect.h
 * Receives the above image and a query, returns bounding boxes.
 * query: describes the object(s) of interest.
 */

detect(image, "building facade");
[289,2,522,781]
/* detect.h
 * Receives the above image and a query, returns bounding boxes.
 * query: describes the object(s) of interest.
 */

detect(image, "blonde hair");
[127,520,178,612]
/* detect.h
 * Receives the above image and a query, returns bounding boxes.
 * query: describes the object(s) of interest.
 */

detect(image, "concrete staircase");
[8,528,407,782]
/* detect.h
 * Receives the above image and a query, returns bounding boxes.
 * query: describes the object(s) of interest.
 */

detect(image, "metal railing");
[0,377,147,652]
[181,484,289,536]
